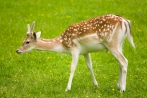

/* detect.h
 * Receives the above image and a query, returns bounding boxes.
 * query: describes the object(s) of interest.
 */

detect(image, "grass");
[0,0,147,97]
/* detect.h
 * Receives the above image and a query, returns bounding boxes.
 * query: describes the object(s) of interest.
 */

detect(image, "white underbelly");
[73,33,106,54]
[79,41,106,54]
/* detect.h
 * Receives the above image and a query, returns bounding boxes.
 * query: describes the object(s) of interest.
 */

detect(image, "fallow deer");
[16,14,135,92]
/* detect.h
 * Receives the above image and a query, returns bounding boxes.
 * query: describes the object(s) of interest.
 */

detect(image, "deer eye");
[26,41,30,44]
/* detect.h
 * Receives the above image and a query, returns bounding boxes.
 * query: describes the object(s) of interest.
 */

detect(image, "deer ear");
[27,24,31,34]
[34,31,41,40]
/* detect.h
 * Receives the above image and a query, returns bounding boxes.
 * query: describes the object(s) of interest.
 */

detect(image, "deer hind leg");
[83,53,98,87]
[109,47,128,92]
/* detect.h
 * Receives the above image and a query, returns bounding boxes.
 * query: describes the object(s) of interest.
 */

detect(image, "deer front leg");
[65,50,79,92]
[83,53,98,87]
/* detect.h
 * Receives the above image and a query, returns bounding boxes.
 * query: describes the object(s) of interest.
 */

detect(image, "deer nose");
[16,49,23,54]
[16,49,19,53]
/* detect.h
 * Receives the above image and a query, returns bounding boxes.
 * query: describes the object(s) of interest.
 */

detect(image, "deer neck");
[35,37,67,53]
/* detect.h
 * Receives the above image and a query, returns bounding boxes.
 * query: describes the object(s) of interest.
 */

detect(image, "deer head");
[16,21,41,54]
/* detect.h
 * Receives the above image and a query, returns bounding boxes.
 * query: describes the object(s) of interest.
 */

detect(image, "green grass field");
[0,0,147,97]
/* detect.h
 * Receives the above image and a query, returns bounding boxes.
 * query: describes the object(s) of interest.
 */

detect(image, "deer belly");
[80,41,106,54]
[73,33,106,54]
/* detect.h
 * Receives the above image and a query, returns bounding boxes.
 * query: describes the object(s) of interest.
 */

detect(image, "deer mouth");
[16,49,23,54]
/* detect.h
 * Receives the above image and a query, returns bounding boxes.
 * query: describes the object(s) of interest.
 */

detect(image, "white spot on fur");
[64,38,67,40]
[74,29,77,31]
